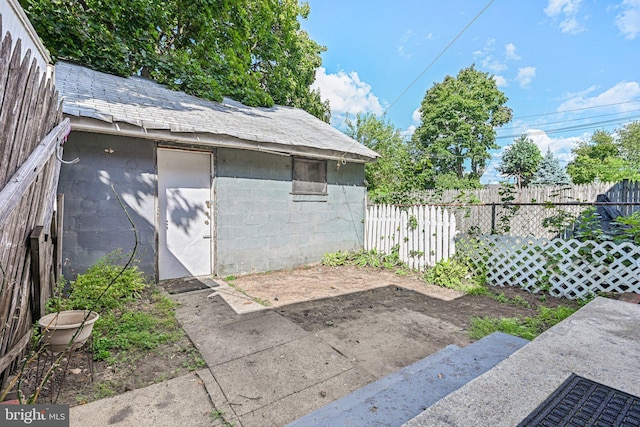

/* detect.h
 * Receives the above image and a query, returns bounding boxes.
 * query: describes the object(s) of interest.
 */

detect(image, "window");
[292,158,327,195]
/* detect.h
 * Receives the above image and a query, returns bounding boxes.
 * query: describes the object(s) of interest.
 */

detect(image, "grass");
[469,305,577,340]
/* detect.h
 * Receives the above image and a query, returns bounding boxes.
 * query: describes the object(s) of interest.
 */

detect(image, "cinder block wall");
[58,132,156,280]
[215,148,367,276]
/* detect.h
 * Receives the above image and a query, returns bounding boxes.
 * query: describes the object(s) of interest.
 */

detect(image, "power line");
[501,108,640,131]
[496,114,640,140]
[512,99,640,120]
[383,0,494,116]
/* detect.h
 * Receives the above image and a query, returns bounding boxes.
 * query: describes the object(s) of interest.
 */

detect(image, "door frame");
[156,147,215,280]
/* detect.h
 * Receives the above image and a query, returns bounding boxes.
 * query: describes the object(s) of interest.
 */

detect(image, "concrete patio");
[69,285,640,427]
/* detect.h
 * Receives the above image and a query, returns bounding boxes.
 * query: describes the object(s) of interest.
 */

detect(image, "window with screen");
[292,158,327,195]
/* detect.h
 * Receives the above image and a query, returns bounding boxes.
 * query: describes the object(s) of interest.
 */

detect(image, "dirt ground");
[7,265,580,407]
[229,264,578,334]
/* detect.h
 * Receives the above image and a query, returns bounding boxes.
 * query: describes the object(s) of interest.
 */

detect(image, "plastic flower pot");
[38,310,99,353]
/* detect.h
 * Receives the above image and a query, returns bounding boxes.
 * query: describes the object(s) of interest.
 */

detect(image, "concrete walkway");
[70,280,466,426]
[70,283,640,427]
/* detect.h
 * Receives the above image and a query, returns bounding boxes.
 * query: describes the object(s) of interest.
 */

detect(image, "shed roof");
[55,61,378,162]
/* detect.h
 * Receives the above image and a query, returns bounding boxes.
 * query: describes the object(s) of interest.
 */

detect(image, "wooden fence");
[364,204,456,271]
[408,182,619,205]
[0,16,68,388]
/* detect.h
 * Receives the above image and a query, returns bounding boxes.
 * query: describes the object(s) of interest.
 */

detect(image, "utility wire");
[501,108,640,131]
[383,0,494,115]
[496,114,640,140]
[513,99,640,120]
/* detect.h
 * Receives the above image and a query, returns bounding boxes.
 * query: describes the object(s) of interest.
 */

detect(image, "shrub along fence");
[0,16,68,388]
[364,204,456,271]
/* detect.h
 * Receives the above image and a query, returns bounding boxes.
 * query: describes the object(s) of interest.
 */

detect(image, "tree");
[412,65,512,181]
[618,121,640,167]
[530,149,571,186]
[345,113,432,203]
[497,134,542,188]
[567,129,640,184]
[20,0,331,122]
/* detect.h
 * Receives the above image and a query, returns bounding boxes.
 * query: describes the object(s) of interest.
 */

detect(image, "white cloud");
[615,0,640,39]
[398,45,412,59]
[311,67,384,126]
[481,56,508,73]
[544,0,582,17]
[544,0,586,34]
[515,67,536,88]
[411,107,421,124]
[493,75,508,87]
[524,129,581,164]
[504,43,521,61]
[401,108,423,140]
[557,81,640,112]
[475,40,522,76]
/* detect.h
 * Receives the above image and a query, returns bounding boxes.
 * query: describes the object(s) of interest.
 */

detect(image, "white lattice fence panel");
[457,235,640,299]
[457,235,551,293]
[547,240,640,299]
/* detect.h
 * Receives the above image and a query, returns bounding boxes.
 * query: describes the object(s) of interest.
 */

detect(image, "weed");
[227,281,271,306]
[322,249,405,270]
[490,293,532,308]
[424,258,485,294]
[182,353,207,371]
[210,409,234,427]
[95,381,116,399]
[469,305,577,340]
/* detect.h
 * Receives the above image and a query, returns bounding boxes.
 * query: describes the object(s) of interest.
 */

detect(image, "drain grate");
[518,374,640,426]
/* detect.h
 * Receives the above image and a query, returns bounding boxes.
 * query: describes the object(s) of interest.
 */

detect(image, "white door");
[157,149,213,280]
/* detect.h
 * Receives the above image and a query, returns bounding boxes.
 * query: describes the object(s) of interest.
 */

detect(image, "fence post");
[491,203,496,233]
[29,225,45,322]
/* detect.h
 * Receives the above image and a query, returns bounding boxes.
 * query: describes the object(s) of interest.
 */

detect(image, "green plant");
[613,210,640,244]
[210,409,234,427]
[424,258,484,293]
[469,305,577,340]
[52,250,147,313]
[322,248,406,271]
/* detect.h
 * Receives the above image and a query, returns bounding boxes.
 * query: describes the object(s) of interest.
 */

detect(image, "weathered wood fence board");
[365,204,456,271]
[0,14,65,389]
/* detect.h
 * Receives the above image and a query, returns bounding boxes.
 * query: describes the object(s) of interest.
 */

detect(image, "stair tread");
[286,332,529,427]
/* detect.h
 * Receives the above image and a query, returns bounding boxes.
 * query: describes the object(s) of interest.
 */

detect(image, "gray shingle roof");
[55,61,378,162]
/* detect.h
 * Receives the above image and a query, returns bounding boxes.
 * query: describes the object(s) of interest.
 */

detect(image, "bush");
[52,250,147,313]
[424,258,486,294]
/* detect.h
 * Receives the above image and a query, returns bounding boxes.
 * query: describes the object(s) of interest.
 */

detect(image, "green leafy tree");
[530,149,571,186]
[433,172,483,190]
[345,113,432,203]
[412,65,512,181]
[20,0,331,121]
[567,129,640,184]
[618,121,640,167]
[497,134,542,188]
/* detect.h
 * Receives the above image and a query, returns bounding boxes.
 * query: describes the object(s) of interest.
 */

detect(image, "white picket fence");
[364,204,456,271]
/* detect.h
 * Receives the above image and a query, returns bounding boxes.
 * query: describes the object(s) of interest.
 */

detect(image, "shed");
[55,61,378,280]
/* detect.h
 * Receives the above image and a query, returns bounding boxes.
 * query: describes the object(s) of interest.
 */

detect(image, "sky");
[300,0,640,184]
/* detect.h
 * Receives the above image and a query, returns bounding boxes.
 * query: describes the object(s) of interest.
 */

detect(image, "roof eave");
[67,116,379,163]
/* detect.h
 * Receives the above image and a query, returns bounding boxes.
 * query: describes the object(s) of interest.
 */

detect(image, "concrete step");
[286,332,529,427]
